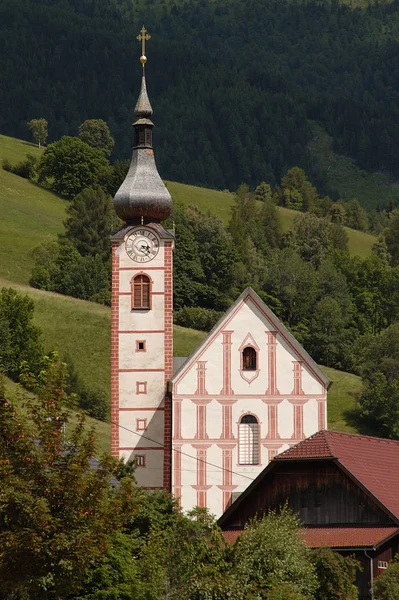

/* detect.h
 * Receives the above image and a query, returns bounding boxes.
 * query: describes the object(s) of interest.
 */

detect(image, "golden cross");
[137,25,151,66]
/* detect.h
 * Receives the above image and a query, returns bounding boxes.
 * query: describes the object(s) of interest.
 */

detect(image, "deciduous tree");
[27,118,48,148]
[233,507,318,599]
[38,136,110,199]
[78,119,115,156]
[0,357,137,600]
[312,547,358,600]
[374,555,399,600]
[0,287,43,380]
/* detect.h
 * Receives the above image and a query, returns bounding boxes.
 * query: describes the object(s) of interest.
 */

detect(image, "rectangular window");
[136,340,146,352]
[136,418,147,431]
[134,455,146,467]
[136,381,147,395]
[378,561,388,569]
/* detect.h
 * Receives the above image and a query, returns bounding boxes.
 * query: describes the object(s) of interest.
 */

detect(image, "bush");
[0,287,43,381]
[2,158,12,171]
[374,555,399,600]
[312,547,359,600]
[1,154,37,179]
[174,306,223,331]
[63,355,108,421]
[79,387,108,420]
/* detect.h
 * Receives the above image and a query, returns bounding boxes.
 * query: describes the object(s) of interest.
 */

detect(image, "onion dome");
[113,34,172,224]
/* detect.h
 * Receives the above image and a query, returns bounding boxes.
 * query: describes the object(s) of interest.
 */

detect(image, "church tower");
[111,28,174,490]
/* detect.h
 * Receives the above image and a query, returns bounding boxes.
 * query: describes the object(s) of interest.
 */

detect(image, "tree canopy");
[38,136,110,198]
[78,119,115,156]
[0,358,137,600]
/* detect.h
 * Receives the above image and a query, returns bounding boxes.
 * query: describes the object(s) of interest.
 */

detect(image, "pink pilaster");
[266,331,280,395]
[220,330,234,395]
[195,361,208,395]
[192,398,212,440]
[289,399,307,440]
[292,361,304,395]
[262,398,283,440]
[173,398,182,440]
[173,443,182,504]
[217,443,237,512]
[317,398,327,430]
[217,399,237,440]
[192,444,212,508]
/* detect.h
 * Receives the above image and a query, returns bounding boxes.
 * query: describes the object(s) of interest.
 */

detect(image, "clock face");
[125,229,159,263]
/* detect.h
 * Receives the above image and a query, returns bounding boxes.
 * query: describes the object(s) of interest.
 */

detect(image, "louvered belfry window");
[136,126,146,146]
[132,275,150,309]
[239,415,259,465]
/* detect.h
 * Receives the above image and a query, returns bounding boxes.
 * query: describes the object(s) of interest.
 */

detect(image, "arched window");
[238,415,259,465]
[132,274,151,310]
[242,346,257,370]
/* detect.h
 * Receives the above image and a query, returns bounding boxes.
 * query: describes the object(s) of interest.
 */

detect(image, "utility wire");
[107,418,256,483]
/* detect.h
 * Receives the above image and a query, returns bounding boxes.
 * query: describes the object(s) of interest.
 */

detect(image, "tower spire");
[137,25,151,70]
[135,26,153,117]
[113,26,172,224]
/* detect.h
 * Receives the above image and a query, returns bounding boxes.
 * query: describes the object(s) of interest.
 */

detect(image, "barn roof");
[223,526,399,549]
[276,430,399,522]
[171,287,331,390]
[301,526,399,548]
[219,430,399,528]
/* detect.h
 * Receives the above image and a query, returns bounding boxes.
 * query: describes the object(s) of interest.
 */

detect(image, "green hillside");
[4,377,111,455]
[0,133,43,163]
[307,123,399,212]
[0,277,207,407]
[0,278,364,453]
[0,134,376,289]
[0,133,367,450]
[0,135,66,283]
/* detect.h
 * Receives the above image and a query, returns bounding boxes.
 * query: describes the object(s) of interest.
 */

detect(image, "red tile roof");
[301,527,399,549]
[275,430,399,522]
[223,527,399,548]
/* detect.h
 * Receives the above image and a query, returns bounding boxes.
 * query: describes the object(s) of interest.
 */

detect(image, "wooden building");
[219,430,399,599]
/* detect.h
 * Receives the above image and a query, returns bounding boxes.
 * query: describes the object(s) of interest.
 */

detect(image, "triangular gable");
[219,430,399,528]
[171,287,331,390]
[276,430,336,460]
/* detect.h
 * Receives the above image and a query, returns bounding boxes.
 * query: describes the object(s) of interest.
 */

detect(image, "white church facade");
[171,287,329,516]
[110,31,331,517]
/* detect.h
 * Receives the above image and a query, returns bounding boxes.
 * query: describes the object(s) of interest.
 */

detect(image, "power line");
[107,418,256,483]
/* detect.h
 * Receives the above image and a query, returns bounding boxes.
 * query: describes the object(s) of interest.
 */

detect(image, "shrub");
[374,555,399,600]
[174,306,223,331]
[312,547,359,600]
[1,154,37,179]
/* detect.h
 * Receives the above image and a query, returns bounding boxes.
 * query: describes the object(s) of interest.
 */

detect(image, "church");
[110,30,330,517]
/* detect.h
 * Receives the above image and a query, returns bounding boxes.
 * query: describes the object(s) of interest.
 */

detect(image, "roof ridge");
[325,429,399,446]
[321,429,335,455]
[275,430,335,460]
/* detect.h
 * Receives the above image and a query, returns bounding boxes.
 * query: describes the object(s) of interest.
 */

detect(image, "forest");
[2,0,399,202]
